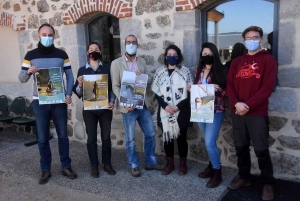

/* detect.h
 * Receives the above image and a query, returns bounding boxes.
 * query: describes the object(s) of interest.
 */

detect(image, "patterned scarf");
[152,66,193,142]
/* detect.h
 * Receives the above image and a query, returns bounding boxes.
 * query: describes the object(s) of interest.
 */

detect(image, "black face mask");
[89,51,101,61]
[202,55,214,65]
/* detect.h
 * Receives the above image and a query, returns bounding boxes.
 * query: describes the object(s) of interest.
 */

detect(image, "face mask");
[245,40,260,52]
[166,56,179,66]
[40,37,53,47]
[89,51,101,61]
[202,55,214,65]
[126,44,137,55]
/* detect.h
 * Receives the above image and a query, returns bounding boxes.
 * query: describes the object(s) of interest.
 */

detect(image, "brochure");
[36,67,65,104]
[120,71,148,109]
[190,84,215,123]
[83,74,108,110]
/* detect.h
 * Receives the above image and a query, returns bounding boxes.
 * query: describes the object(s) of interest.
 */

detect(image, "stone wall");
[1,0,300,180]
[267,0,300,179]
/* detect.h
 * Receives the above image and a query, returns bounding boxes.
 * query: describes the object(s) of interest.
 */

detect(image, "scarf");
[195,67,212,84]
[37,42,55,54]
[152,66,193,142]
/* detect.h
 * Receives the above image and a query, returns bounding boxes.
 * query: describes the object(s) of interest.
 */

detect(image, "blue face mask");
[126,43,137,55]
[40,37,54,47]
[166,56,179,66]
[245,40,260,52]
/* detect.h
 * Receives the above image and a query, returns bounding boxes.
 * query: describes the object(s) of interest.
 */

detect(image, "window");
[87,14,121,64]
[201,0,279,64]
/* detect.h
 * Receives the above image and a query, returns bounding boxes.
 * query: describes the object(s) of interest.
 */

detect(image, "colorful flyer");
[120,71,148,109]
[190,84,215,123]
[83,74,108,110]
[36,67,65,104]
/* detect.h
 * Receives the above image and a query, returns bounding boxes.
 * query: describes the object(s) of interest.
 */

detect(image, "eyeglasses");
[202,52,213,56]
[245,36,261,41]
[125,41,137,45]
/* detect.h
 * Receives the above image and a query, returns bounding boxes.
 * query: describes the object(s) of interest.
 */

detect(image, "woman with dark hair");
[194,42,227,188]
[152,45,193,175]
[73,42,116,178]
[224,43,246,73]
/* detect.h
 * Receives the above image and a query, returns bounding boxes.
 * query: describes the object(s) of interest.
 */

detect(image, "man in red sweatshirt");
[227,26,277,201]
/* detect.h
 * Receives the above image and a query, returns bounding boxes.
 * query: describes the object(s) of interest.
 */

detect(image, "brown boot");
[206,168,223,188]
[198,161,213,178]
[227,175,251,190]
[162,157,175,175]
[178,158,187,175]
[262,184,274,200]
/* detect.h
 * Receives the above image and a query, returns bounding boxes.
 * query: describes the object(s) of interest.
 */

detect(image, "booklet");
[120,71,148,109]
[190,84,215,123]
[36,67,65,104]
[83,74,108,110]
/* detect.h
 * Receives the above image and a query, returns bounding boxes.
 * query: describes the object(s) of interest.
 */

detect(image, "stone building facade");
[0,0,300,179]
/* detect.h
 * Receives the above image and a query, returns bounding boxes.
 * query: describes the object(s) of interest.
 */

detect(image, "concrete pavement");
[0,131,237,201]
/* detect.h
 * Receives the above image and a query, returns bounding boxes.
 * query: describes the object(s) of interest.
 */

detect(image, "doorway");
[87,14,121,64]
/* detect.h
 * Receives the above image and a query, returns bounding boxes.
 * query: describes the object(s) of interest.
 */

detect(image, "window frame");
[85,13,120,63]
[200,0,279,61]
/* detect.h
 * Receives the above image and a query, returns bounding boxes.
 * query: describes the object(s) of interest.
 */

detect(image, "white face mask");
[125,43,137,55]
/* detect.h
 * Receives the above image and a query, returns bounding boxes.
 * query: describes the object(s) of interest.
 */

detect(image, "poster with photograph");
[83,74,108,110]
[120,71,148,109]
[190,84,215,123]
[36,67,65,104]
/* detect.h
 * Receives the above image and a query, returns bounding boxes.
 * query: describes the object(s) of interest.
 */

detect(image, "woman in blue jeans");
[194,42,227,188]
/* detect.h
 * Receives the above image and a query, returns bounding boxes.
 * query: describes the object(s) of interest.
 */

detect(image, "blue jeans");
[197,112,224,169]
[122,107,157,168]
[33,100,71,171]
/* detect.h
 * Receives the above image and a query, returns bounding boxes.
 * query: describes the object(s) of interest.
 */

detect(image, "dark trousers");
[231,114,275,184]
[83,109,112,167]
[164,127,188,158]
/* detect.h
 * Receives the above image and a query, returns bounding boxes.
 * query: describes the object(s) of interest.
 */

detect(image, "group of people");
[19,23,277,201]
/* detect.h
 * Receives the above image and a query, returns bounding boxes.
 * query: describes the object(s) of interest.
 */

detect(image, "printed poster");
[36,67,65,104]
[120,71,148,109]
[83,74,108,110]
[190,84,215,123]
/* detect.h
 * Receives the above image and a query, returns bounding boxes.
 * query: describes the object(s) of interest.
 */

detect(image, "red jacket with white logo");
[227,50,277,116]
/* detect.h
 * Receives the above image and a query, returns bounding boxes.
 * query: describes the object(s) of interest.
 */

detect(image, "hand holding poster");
[190,84,215,123]
[120,71,148,109]
[83,74,108,110]
[36,67,65,104]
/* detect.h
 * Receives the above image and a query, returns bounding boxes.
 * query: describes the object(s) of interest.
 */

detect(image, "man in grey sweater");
[18,23,77,184]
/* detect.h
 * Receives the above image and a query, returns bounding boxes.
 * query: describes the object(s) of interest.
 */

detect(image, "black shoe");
[91,166,99,178]
[104,164,116,175]
[39,170,51,184]
[62,167,77,179]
